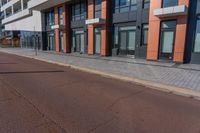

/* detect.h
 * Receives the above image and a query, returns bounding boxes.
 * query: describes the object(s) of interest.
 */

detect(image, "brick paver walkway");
[0,48,200,91]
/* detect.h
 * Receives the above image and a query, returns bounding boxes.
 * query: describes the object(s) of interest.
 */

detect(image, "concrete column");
[88,0,95,55]
[63,4,70,53]
[54,6,60,52]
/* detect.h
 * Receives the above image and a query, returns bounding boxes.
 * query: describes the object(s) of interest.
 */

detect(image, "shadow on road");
[0,70,64,75]
[0,63,18,64]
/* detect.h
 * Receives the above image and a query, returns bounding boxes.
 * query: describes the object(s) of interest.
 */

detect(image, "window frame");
[71,1,87,21]
[115,0,137,13]
[162,0,178,8]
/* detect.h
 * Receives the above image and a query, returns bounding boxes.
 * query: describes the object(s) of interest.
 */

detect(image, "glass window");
[142,24,149,46]
[161,20,177,29]
[163,0,178,8]
[143,0,150,9]
[131,0,137,11]
[71,2,87,21]
[115,0,136,13]
[95,0,102,18]
[194,19,200,53]
[46,9,54,26]
[162,31,174,53]
[58,7,63,25]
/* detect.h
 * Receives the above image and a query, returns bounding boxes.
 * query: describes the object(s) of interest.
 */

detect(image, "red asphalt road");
[0,52,200,133]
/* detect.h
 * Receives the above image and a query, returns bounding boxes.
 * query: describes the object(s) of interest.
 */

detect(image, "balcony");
[2,8,31,24]
[154,5,188,17]
[28,0,71,11]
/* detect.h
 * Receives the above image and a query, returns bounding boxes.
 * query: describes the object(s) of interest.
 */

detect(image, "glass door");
[119,26,136,56]
[80,34,85,53]
[74,30,85,54]
[119,31,127,55]
[75,34,80,52]
[95,28,101,54]
[47,33,55,51]
[127,30,136,55]
[60,31,64,52]
[159,20,176,60]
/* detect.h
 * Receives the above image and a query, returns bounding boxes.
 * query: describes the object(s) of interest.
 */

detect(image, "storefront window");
[163,0,178,8]
[194,19,200,53]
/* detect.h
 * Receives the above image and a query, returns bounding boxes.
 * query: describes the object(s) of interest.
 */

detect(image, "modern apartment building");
[28,0,150,58]
[1,0,200,64]
[0,0,42,48]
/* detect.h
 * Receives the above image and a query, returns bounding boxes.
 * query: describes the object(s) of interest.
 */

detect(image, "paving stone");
[0,48,200,91]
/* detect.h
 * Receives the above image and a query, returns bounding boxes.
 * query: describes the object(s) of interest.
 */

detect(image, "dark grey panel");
[197,0,200,14]
[142,9,149,23]
[71,20,85,28]
[129,11,137,21]
[191,53,200,64]
[113,12,131,23]
[185,0,198,63]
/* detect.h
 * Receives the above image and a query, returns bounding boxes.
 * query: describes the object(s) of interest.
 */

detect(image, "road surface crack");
[107,90,145,110]
[0,78,68,133]
[87,117,116,133]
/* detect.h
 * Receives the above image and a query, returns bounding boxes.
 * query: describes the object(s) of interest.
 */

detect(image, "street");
[0,52,200,133]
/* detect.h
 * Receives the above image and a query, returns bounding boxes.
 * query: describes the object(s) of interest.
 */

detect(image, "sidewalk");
[0,48,200,92]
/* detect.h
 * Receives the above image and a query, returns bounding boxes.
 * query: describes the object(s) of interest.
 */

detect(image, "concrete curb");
[1,50,200,100]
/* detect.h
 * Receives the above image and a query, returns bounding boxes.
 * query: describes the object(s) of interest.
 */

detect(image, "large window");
[71,2,86,21]
[58,7,63,25]
[162,0,178,8]
[115,0,137,13]
[95,0,102,18]
[46,10,55,26]
[194,19,200,53]
[141,24,149,46]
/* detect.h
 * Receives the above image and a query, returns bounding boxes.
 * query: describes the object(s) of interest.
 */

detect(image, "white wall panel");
[4,11,42,32]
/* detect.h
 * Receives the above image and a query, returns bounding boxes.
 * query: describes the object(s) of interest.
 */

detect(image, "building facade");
[0,0,42,48]
[1,0,200,64]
